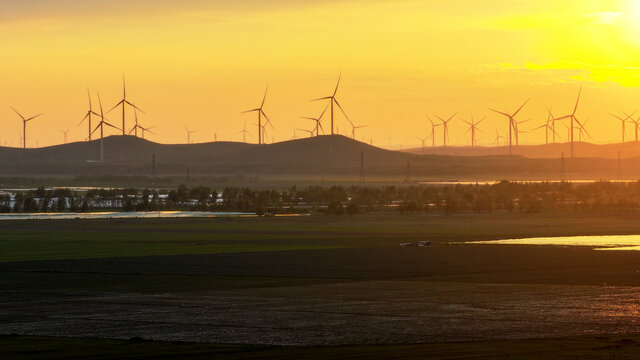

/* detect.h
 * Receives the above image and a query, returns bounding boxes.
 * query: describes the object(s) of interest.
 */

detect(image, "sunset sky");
[2,0,640,148]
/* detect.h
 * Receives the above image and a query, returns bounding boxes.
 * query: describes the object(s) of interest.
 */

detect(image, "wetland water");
[463,235,640,251]
[0,211,256,220]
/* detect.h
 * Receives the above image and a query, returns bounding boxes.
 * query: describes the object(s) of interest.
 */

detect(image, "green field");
[4,212,640,262]
[4,212,640,359]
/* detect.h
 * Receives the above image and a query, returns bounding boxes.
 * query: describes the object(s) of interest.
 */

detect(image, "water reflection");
[465,235,640,251]
[0,211,256,220]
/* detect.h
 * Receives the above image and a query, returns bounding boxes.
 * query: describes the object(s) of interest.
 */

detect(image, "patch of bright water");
[0,211,256,220]
[463,235,640,251]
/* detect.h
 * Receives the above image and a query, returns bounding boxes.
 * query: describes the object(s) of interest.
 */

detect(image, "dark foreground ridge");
[2,334,639,360]
[0,135,636,178]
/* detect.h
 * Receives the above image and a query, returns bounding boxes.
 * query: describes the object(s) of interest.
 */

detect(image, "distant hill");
[402,141,640,159]
[0,135,638,180]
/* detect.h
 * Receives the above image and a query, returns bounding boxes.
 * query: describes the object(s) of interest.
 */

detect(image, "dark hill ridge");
[403,141,640,159]
[0,135,637,180]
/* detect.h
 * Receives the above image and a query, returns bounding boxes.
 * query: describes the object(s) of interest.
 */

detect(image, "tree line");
[3,181,640,215]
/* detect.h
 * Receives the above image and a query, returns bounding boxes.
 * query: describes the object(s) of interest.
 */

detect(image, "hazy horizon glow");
[2,0,640,148]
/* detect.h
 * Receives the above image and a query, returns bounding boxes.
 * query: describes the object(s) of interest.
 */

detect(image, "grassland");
[5,212,640,358]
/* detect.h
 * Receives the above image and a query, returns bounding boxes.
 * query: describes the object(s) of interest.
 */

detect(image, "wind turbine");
[238,120,251,142]
[630,114,640,142]
[489,99,529,156]
[348,121,367,140]
[108,74,144,136]
[578,119,592,142]
[312,72,349,135]
[242,86,272,144]
[513,118,531,145]
[128,106,143,137]
[183,126,196,144]
[435,113,456,147]
[91,93,121,162]
[11,107,42,149]
[554,87,587,158]
[79,88,99,141]
[300,104,328,137]
[545,106,558,144]
[489,99,528,156]
[533,118,558,145]
[140,126,155,140]
[494,128,506,146]
[426,114,441,148]
[60,128,71,144]
[416,137,427,153]
[296,128,314,138]
[462,114,485,146]
[609,112,635,143]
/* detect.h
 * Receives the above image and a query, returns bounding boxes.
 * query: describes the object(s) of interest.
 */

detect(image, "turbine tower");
[91,93,120,162]
[489,99,528,157]
[494,128,506,147]
[79,88,99,141]
[128,106,143,137]
[513,118,530,146]
[416,137,427,153]
[300,104,328,137]
[609,112,635,143]
[11,107,42,149]
[238,120,251,142]
[183,126,196,144]
[533,118,558,145]
[435,113,456,147]
[426,114,441,148]
[347,119,367,140]
[140,126,155,140]
[577,119,592,142]
[296,128,314,138]
[554,88,587,158]
[108,74,144,136]
[60,128,71,144]
[312,72,349,135]
[545,106,557,144]
[630,114,640,142]
[462,114,485,146]
[242,86,272,144]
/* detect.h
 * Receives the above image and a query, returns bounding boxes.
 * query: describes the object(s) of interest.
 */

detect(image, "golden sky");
[2,0,640,148]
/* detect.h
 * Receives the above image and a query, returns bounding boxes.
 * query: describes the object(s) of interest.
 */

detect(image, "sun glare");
[625,0,640,30]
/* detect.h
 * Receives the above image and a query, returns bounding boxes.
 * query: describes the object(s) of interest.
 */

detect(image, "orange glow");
[1,1,640,148]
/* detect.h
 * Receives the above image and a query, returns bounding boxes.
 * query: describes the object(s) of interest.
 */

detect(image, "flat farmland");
[4,213,640,359]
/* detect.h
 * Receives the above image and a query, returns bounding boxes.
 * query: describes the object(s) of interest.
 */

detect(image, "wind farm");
[6,1,640,360]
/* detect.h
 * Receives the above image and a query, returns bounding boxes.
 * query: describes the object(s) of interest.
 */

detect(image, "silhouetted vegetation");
[4,180,640,215]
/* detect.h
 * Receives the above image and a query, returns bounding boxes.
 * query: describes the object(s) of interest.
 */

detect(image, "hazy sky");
[2,0,640,147]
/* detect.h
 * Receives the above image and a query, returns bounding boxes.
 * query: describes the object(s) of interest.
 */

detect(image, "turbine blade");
[10,106,26,120]
[91,123,101,135]
[334,99,350,121]
[333,72,342,97]
[512,99,529,117]
[489,109,510,117]
[25,113,43,122]
[103,122,121,131]
[125,100,145,113]
[79,112,91,126]
[572,87,582,115]
[107,100,124,114]
[261,85,268,108]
